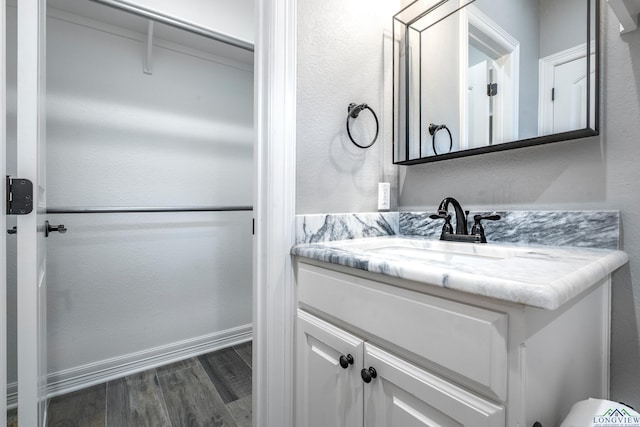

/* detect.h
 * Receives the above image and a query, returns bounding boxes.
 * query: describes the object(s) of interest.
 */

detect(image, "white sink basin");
[365,246,504,266]
[326,237,521,266]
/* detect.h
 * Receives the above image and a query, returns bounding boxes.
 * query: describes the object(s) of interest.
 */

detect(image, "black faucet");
[437,197,468,235]
[429,197,500,243]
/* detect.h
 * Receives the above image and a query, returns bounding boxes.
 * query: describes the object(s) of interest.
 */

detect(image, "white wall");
[45,211,252,376]
[6,1,254,394]
[539,0,587,58]
[296,0,400,214]
[45,13,253,208]
[45,5,253,378]
[421,9,461,155]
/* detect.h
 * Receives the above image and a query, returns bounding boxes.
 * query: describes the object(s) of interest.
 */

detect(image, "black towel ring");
[429,123,452,155]
[346,103,379,149]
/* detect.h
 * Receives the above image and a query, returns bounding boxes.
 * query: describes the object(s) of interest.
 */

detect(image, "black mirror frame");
[392,0,599,165]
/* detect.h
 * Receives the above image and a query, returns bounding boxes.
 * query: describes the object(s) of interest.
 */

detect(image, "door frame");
[1,0,7,424]
[253,0,297,425]
[16,0,47,426]
[458,4,519,150]
[16,0,47,424]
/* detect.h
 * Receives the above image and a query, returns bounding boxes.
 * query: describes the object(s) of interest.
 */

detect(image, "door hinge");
[552,87,555,101]
[6,176,34,215]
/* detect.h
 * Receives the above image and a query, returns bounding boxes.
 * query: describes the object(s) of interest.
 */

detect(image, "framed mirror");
[393,0,598,164]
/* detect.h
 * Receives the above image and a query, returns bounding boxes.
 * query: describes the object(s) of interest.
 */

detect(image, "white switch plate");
[378,182,390,211]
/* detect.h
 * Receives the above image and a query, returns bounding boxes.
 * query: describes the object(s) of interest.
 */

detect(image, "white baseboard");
[43,324,252,400]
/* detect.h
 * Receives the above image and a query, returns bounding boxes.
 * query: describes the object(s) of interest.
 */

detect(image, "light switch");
[378,182,390,211]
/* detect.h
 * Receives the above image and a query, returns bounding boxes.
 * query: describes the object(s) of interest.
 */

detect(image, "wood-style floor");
[7,341,252,427]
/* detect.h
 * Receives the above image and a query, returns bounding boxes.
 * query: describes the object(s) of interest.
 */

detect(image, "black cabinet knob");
[339,354,354,369]
[361,367,377,383]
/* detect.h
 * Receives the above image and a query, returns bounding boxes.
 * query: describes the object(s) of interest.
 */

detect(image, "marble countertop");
[291,236,628,310]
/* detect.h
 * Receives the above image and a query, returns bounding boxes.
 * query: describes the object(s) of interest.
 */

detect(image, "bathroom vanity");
[292,237,628,427]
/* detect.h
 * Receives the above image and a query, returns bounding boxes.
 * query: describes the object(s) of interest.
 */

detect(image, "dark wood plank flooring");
[7,408,17,427]
[198,348,252,404]
[6,341,252,427]
[156,357,237,426]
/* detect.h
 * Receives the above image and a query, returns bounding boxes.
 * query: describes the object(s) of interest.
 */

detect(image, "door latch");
[45,221,67,237]
[6,176,33,215]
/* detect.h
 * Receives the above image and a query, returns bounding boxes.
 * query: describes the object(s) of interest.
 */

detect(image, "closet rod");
[46,206,253,214]
[89,0,254,52]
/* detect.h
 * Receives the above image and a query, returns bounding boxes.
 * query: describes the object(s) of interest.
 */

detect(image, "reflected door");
[539,45,596,136]
[16,0,48,425]
[552,55,594,133]
[468,60,490,149]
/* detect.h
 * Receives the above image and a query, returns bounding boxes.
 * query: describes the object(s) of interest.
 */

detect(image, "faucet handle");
[474,214,501,222]
[471,214,501,243]
[430,213,453,238]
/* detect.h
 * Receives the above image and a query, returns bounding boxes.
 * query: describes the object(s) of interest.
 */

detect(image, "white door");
[1,0,8,425]
[552,54,595,133]
[467,60,490,149]
[363,343,505,427]
[16,0,48,425]
[296,309,364,427]
[552,56,585,132]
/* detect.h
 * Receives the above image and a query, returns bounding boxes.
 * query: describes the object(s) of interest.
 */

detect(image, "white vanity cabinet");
[297,310,364,427]
[294,259,612,427]
[363,342,504,427]
[297,310,504,427]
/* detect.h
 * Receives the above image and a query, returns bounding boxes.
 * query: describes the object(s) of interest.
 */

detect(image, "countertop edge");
[291,242,629,310]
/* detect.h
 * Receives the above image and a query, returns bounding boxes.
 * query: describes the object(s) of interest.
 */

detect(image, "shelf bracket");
[143,20,154,74]
[608,0,640,34]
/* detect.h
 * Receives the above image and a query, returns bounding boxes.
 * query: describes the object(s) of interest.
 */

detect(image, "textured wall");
[398,7,640,405]
[296,0,400,214]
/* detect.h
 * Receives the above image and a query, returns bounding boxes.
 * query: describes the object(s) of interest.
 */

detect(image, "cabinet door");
[363,343,504,427]
[296,309,364,427]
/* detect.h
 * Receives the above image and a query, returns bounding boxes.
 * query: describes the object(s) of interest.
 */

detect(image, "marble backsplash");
[296,212,398,244]
[296,210,620,249]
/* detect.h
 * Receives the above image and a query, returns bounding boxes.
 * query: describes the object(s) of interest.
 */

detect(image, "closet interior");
[5,0,254,408]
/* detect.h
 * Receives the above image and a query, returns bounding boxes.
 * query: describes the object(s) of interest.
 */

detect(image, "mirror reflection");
[393,0,597,164]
